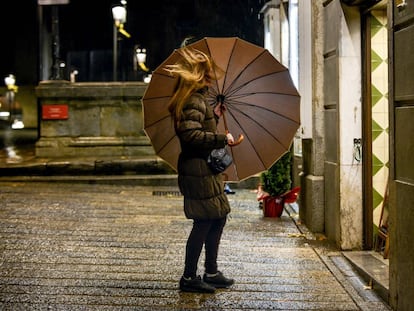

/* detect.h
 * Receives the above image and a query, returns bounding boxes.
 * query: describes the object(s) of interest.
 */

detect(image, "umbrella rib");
[225,105,287,173]
[221,41,240,96]
[226,96,299,125]
[209,79,299,123]
[227,116,267,172]
[225,99,295,151]
[225,70,293,99]
[228,91,298,102]
[223,49,283,95]
[143,95,172,101]
[154,132,176,154]
[207,88,220,104]
[204,39,229,96]
[144,114,172,129]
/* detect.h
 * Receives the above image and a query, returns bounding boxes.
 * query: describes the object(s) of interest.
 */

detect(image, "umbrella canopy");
[142,37,300,181]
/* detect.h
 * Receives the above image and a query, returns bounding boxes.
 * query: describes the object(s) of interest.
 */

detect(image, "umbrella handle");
[232,134,244,146]
[226,132,244,147]
[222,106,229,130]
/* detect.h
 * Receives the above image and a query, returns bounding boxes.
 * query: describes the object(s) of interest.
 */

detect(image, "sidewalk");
[0,182,390,310]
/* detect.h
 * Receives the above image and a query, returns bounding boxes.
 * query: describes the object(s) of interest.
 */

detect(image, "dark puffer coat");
[176,90,230,220]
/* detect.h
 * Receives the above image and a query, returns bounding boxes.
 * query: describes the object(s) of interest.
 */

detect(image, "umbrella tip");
[181,36,197,47]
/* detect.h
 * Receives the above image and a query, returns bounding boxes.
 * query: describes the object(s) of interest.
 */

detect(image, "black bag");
[207,148,233,174]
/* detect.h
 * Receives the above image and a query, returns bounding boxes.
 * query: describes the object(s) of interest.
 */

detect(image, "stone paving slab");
[0,182,391,310]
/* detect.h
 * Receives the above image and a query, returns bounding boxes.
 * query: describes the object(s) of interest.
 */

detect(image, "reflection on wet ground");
[0,183,390,310]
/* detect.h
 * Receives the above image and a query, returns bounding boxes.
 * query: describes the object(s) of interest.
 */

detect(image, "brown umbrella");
[142,37,300,181]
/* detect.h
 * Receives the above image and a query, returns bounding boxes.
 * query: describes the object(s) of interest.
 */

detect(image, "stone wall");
[35,81,154,158]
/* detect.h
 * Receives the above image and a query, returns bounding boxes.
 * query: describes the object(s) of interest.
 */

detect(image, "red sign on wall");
[42,105,69,120]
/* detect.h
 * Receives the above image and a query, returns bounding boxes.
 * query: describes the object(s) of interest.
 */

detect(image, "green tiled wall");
[371,10,389,229]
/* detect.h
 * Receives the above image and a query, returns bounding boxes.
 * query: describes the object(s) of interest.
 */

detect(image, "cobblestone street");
[0,182,389,310]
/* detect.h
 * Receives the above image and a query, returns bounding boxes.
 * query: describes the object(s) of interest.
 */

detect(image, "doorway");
[362,6,389,251]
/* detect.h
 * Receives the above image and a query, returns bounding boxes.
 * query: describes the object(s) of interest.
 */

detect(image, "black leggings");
[184,217,227,278]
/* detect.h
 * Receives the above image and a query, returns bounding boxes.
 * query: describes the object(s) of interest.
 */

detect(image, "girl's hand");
[226,132,244,146]
[226,132,235,145]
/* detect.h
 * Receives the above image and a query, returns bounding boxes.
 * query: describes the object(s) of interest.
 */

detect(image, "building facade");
[261,0,412,309]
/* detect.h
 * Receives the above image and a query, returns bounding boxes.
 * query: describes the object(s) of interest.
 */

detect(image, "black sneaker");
[179,275,216,293]
[203,271,234,288]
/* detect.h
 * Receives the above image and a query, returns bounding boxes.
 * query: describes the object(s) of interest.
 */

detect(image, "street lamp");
[0,75,15,121]
[136,48,146,66]
[134,47,150,82]
[112,2,130,81]
[4,75,17,124]
[135,47,149,71]
[4,74,17,92]
[4,74,24,129]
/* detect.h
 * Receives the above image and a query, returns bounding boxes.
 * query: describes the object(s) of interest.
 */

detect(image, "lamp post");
[38,1,69,81]
[112,2,129,81]
[50,5,62,80]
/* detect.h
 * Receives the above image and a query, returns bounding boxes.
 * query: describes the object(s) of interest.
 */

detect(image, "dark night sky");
[0,0,266,84]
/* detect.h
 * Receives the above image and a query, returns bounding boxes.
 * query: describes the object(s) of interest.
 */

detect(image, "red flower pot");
[283,186,301,204]
[263,196,284,218]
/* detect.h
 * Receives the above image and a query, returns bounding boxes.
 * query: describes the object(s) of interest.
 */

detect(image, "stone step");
[0,151,260,188]
[0,156,174,176]
[0,173,260,189]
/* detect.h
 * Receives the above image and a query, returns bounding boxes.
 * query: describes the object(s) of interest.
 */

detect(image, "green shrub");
[261,151,292,197]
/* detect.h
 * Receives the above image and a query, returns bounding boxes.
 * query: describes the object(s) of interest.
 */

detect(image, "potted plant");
[259,151,299,217]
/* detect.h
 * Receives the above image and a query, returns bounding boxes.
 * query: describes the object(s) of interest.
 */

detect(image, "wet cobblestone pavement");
[0,182,390,310]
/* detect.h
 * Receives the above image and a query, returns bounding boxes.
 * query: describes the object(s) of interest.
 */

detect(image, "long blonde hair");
[166,48,223,126]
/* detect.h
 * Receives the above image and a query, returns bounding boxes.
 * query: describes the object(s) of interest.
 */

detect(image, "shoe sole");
[203,282,234,289]
[180,286,215,293]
